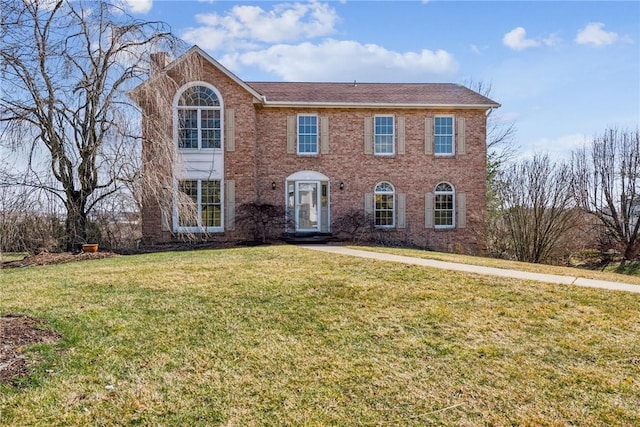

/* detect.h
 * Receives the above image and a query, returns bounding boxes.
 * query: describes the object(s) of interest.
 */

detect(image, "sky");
[123,0,639,160]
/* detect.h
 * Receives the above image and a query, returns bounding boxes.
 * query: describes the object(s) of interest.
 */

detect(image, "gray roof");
[247,81,500,108]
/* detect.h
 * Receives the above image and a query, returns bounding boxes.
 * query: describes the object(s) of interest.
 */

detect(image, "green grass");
[1,245,639,426]
[605,261,640,276]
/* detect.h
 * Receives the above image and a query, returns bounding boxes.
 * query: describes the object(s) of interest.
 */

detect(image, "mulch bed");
[2,252,100,384]
[1,251,116,269]
[0,315,61,385]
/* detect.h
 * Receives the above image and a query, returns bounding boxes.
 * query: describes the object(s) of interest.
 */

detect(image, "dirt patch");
[0,314,61,385]
[1,251,116,269]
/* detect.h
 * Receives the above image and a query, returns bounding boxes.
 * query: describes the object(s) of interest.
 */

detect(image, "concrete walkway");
[300,245,640,294]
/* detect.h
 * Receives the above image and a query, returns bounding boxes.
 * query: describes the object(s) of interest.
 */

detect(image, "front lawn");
[1,246,638,425]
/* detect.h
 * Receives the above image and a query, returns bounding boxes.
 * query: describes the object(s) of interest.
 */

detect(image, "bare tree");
[464,79,517,166]
[0,0,179,250]
[464,79,517,256]
[572,127,640,260]
[497,154,578,263]
[0,185,65,255]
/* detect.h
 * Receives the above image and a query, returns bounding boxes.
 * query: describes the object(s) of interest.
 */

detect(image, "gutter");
[259,101,501,110]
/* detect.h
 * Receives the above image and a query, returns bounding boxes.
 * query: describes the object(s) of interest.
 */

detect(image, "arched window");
[374,182,395,227]
[176,84,222,149]
[434,182,455,228]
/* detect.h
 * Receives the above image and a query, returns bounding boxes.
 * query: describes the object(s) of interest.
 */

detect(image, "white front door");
[295,181,320,232]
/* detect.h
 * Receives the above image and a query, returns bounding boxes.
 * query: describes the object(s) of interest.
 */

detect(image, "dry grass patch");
[351,245,640,285]
[0,246,638,425]
[0,253,29,263]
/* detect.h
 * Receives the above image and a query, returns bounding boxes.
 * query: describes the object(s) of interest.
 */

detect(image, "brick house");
[131,46,499,253]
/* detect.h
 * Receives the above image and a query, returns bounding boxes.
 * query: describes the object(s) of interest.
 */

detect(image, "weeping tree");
[0,0,180,250]
[572,127,640,260]
[497,154,578,263]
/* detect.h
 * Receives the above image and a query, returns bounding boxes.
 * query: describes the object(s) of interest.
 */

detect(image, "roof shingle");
[247,82,499,107]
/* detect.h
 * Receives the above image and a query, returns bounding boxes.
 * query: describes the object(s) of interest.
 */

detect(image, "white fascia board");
[260,102,501,110]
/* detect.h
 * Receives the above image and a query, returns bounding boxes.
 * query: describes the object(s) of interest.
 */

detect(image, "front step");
[283,232,338,245]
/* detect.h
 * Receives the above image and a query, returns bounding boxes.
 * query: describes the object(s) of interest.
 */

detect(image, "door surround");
[286,171,330,233]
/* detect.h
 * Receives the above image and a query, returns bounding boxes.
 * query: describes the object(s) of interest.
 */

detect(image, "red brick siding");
[139,58,488,253]
[253,108,487,253]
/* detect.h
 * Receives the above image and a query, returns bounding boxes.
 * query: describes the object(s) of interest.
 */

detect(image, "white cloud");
[220,39,457,82]
[120,0,152,14]
[575,22,619,46]
[470,43,491,55]
[520,133,588,161]
[185,1,457,81]
[182,2,339,50]
[26,0,59,11]
[495,111,521,123]
[543,33,562,47]
[503,27,540,51]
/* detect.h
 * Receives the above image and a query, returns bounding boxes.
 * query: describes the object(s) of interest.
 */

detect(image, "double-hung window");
[434,116,454,155]
[374,116,394,155]
[177,86,222,150]
[177,180,222,230]
[297,114,318,154]
[434,182,455,228]
[374,182,395,227]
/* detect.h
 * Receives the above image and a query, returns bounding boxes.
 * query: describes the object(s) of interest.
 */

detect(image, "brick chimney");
[150,52,170,76]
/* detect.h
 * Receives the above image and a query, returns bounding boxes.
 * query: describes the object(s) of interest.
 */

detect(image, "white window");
[374,182,395,227]
[297,114,318,154]
[434,182,455,228]
[374,116,394,155]
[177,180,222,231]
[434,116,454,155]
[177,85,222,150]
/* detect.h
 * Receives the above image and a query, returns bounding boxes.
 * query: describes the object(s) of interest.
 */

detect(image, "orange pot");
[82,244,99,253]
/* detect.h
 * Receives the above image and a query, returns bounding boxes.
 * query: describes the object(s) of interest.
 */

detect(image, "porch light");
[339,182,345,190]
[271,181,276,190]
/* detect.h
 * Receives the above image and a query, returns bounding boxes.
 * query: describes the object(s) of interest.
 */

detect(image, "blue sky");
[126,0,639,159]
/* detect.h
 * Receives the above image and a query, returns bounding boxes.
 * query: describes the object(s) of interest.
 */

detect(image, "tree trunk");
[623,242,639,261]
[65,192,88,252]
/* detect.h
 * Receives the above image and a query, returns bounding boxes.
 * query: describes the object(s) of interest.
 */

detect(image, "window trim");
[374,115,395,156]
[434,115,455,156]
[296,113,319,155]
[174,179,224,233]
[434,182,455,229]
[374,181,396,228]
[173,82,224,152]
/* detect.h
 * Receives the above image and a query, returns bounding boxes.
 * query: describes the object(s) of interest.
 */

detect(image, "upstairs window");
[177,85,222,150]
[297,115,318,154]
[434,182,455,228]
[374,182,395,227]
[374,116,395,155]
[434,116,454,155]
